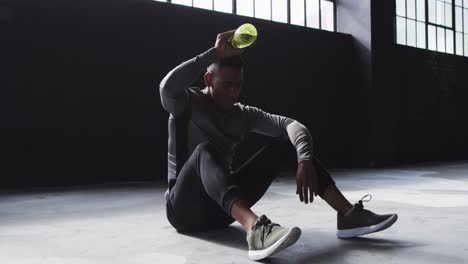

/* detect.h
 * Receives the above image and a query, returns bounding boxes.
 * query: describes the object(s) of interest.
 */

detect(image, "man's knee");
[194,141,218,155]
[193,142,228,167]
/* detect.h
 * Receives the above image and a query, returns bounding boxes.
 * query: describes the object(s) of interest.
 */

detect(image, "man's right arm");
[158,29,241,116]
[158,47,218,116]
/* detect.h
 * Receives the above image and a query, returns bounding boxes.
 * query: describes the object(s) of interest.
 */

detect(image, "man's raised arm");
[158,47,218,116]
[158,30,241,116]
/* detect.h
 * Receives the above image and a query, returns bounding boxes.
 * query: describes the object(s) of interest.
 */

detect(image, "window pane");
[237,0,253,16]
[396,0,406,17]
[446,29,454,53]
[407,19,417,46]
[272,0,288,23]
[305,0,320,28]
[456,0,462,5]
[465,0,468,7]
[397,16,407,44]
[417,0,426,21]
[437,1,445,25]
[321,0,334,31]
[255,0,272,20]
[456,7,463,31]
[429,0,437,23]
[172,0,192,6]
[456,32,464,54]
[464,34,468,56]
[194,0,212,10]
[408,0,416,19]
[464,9,468,33]
[291,0,305,26]
[417,21,426,48]
[214,0,232,13]
[445,3,453,27]
[429,25,437,50]
[437,27,446,51]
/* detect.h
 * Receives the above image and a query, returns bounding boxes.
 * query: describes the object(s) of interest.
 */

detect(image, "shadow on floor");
[260,235,424,264]
[181,225,248,251]
[183,226,423,263]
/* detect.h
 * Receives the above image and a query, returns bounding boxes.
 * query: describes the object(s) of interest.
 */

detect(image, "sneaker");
[337,194,398,239]
[246,215,301,260]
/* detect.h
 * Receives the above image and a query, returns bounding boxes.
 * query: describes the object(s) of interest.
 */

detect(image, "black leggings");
[165,139,335,233]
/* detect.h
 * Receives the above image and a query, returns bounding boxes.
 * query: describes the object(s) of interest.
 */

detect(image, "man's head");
[204,55,244,111]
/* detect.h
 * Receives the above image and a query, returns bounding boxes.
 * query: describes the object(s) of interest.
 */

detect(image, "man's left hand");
[296,159,319,204]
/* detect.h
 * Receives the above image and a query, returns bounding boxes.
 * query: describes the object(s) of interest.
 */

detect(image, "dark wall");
[371,0,468,165]
[336,0,373,166]
[1,0,356,187]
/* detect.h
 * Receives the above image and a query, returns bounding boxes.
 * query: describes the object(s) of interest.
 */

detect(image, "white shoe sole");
[248,227,301,261]
[336,214,398,239]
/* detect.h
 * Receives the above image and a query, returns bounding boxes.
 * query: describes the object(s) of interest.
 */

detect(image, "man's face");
[206,66,243,111]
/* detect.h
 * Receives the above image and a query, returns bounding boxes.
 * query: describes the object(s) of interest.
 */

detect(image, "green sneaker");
[337,194,398,239]
[246,215,301,260]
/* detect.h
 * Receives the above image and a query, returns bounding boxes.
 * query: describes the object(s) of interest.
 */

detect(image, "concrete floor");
[1,161,468,263]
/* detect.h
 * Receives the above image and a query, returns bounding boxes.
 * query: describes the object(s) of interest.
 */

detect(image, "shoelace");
[253,216,280,246]
[355,194,372,210]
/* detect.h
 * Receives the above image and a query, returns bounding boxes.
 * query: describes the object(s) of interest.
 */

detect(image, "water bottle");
[228,23,258,49]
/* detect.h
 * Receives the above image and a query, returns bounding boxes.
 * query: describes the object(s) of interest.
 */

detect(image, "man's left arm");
[245,105,319,204]
[245,105,312,160]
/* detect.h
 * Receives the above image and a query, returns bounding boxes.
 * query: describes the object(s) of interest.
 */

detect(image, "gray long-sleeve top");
[159,47,313,190]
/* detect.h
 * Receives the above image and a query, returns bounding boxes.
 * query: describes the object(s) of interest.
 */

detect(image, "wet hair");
[207,55,244,75]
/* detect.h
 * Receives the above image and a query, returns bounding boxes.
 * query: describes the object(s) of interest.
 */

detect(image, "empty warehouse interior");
[1,0,468,263]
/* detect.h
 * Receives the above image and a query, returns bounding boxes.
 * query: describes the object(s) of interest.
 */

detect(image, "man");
[159,30,397,260]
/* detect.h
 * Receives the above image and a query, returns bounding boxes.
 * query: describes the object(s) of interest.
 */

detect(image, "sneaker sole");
[336,214,398,239]
[248,227,301,261]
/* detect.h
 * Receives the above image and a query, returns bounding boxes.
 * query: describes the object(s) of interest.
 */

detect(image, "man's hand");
[296,159,319,204]
[214,30,242,59]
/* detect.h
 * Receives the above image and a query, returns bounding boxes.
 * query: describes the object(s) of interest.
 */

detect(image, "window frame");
[395,0,468,56]
[158,0,337,32]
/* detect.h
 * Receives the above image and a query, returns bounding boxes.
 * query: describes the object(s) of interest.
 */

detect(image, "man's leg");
[166,142,233,233]
[311,158,353,214]
[166,140,303,260]
[229,139,304,260]
[308,155,398,239]
[230,139,353,260]
[234,139,338,208]
[230,199,258,232]
[232,138,397,239]
[322,185,353,214]
[167,138,351,233]
[291,154,398,238]
[166,141,260,233]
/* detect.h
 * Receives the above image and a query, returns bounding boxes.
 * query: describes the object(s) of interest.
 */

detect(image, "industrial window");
[154,0,336,32]
[395,0,468,57]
